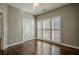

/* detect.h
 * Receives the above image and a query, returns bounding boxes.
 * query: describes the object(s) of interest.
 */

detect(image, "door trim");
[0,10,7,50]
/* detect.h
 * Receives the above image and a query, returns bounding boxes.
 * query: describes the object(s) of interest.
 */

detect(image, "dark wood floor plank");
[1,39,79,55]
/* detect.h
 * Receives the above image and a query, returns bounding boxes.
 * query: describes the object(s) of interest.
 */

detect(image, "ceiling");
[8,3,69,15]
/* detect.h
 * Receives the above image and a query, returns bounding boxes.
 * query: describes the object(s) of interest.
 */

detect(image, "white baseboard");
[61,43,79,50]
[5,39,33,49]
[38,39,79,50]
[5,39,79,50]
[5,41,24,49]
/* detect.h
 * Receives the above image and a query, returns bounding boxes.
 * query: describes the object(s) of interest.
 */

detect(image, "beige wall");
[7,5,35,45]
[37,4,79,47]
[8,5,23,45]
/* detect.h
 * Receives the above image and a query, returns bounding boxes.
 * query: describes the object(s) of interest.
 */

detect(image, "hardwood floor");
[1,39,79,55]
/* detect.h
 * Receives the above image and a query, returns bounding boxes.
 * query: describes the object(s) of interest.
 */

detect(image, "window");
[37,16,61,43]
[52,16,61,42]
[37,20,43,39]
[43,19,50,40]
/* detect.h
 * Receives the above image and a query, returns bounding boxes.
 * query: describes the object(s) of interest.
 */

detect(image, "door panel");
[23,18,34,41]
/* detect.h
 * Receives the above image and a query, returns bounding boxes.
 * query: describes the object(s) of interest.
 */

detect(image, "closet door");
[43,19,50,40]
[37,20,43,39]
[23,18,34,41]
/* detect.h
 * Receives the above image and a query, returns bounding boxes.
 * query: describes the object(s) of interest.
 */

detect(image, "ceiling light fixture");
[33,0,39,9]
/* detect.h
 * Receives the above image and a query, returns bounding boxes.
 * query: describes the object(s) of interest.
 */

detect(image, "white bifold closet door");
[23,18,34,41]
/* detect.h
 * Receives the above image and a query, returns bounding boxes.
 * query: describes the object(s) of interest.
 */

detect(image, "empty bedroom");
[0,3,79,55]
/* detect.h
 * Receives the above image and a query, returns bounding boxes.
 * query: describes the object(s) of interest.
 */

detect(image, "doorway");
[0,12,5,54]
